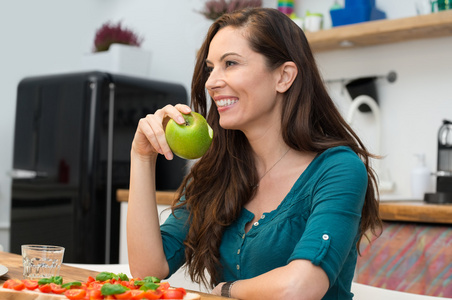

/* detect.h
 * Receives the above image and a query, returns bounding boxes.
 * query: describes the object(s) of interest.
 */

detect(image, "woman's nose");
[205,69,225,91]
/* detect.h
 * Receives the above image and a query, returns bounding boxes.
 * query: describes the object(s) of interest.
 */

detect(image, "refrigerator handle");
[9,169,48,179]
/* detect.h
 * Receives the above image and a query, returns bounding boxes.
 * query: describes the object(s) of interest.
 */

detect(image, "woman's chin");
[219,118,239,131]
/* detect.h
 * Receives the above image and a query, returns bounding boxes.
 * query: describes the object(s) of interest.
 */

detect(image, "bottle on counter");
[411,153,431,200]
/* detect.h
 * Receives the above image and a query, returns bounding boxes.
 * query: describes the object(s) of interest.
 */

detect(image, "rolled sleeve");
[288,148,367,287]
[160,204,190,277]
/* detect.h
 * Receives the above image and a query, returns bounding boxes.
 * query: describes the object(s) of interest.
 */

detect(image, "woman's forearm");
[215,260,329,300]
[127,150,169,279]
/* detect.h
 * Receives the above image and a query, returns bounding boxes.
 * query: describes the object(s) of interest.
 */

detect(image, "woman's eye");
[205,65,213,74]
[225,61,237,67]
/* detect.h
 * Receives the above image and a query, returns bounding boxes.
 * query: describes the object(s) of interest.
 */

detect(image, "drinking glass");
[21,245,65,279]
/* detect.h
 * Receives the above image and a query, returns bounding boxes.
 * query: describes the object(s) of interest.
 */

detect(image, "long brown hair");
[174,7,382,288]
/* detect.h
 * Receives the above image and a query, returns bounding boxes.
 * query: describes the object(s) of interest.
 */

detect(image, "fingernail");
[177,116,185,124]
[166,152,174,160]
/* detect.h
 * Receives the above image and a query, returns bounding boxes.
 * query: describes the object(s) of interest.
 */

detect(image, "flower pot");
[81,44,151,77]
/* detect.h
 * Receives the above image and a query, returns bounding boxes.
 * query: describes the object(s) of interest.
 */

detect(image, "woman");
[127,7,381,300]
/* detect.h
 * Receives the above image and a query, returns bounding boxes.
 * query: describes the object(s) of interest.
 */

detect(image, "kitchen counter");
[379,200,452,224]
[117,190,452,225]
[117,189,175,206]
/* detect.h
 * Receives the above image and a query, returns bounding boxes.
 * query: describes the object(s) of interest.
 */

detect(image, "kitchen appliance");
[425,119,452,204]
[345,76,378,112]
[9,71,188,263]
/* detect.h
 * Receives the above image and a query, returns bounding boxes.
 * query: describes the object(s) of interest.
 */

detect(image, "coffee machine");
[425,120,452,204]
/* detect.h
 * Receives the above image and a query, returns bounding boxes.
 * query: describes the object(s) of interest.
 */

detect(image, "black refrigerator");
[9,71,188,264]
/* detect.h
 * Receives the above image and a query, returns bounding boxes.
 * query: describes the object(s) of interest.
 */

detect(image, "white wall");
[1,0,451,251]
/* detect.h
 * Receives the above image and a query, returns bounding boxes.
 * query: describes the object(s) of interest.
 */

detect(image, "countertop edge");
[117,190,452,225]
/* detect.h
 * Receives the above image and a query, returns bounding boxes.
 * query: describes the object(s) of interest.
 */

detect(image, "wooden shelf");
[305,10,452,52]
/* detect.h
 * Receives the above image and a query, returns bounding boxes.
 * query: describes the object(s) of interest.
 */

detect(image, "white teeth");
[216,99,238,107]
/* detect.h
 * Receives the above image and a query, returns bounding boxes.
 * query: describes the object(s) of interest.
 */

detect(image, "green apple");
[165,112,213,160]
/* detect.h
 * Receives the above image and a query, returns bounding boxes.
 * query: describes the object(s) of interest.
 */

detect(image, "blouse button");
[242,233,245,239]
[322,234,329,240]
[236,264,240,270]
[260,214,266,219]
[237,249,241,255]
[254,222,259,227]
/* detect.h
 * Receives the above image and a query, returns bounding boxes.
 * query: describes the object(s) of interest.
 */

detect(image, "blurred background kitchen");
[0,0,450,259]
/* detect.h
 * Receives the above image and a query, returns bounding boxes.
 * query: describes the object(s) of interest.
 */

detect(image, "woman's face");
[205,26,284,135]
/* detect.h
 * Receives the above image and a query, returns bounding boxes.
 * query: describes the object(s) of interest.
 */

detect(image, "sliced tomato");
[50,282,66,294]
[128,279,139,289]
[87,281,103,290]
[175,287,187,296]
[64,288,86,300]
[162,289,184,299]
[2,280,11,288]
[38,283,52,293]
[22,279,38,290]
[86,288,103,300]
[157,282,170,291]
[13,282,26,291]
[86,276,95,284]
[114,290,133,299]
[143,289,164,299]
[3,279,25,291]
[130,289,146,299]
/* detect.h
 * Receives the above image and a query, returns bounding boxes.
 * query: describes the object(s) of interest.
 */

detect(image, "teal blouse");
[160,146,368,299]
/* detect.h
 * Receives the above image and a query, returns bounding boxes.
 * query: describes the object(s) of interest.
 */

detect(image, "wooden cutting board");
[0,287,201,300]
[0,251,209,299]
[0,287,66,300]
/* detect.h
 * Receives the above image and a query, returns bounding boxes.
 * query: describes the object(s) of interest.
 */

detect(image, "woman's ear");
[275,61,298,93]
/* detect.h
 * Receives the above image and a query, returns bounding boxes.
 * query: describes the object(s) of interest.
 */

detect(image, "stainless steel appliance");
[9,71,188,263]
[425,119,452,204]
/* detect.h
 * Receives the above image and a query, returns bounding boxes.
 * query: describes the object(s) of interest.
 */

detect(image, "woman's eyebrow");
[206,52,242,64]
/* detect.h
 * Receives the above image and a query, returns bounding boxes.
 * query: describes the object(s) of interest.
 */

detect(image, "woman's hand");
[131,104,191,161]
[211,282,225,296]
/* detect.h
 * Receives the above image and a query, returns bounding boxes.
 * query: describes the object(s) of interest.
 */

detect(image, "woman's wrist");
[221,281,237,298]
[131,148,158,164]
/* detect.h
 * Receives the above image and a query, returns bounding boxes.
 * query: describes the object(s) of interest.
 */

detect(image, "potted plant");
[93,21,143,52]
[199,0,263,20]
[82,21,151,77]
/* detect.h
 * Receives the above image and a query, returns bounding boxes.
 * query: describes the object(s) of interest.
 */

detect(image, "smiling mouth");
[215,99,238,107]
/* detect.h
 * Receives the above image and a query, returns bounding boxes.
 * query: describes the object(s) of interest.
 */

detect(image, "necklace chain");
[254,148,290,188]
